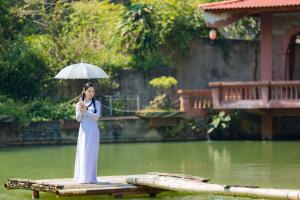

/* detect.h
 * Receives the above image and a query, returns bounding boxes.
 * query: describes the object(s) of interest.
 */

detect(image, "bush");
[0,95,75,124]
[149,76,178,109]
[149,76,177,90]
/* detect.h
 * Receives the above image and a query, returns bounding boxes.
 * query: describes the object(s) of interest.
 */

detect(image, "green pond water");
[0,141,299,200]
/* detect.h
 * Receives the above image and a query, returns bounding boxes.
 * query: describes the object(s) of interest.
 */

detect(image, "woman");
[74,82,101,184]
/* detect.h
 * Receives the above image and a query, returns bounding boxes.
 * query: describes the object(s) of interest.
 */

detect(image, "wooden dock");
[4,174,166,199]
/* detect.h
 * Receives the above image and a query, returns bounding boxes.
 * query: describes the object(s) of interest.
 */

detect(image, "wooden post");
[149,192,157,197]
[32,190,39,199]
[109,96,113,116]
[260,13,272,81]
[136,95,140,111]
[261,113,273,140]
[261,83,269,107]
[114,193,123,199]
[126,96,129,115]
[179,93,191,113]
[211,87,221,109]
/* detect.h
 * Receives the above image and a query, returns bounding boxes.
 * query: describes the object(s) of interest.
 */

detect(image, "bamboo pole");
[126,175,300,200]
[147,172,209,182]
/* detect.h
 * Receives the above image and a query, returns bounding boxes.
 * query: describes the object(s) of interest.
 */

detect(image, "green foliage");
[155,117,209,138]
[155,119,185,137]
[0,95,25,123]
[23,100,75,122]
[117,0,210,69]
[207,111,231,134]
[119,3,157,57]
[0,95,75,124]
[132,51,170,70]
[0,1,12,47]
[185,117,209,136]
[112,98,126,116]
[0,36,51,100]
[60,1,131,70]
[220,17,260,40]
[153,0,208,53]
[118,2,167,69]
[149,76,177,90]
[9,1,131,94]
[2,0,260,75]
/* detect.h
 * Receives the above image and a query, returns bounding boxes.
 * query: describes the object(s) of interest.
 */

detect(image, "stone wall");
[0,118,206,146]
[116,68,176,109]
[111,39,260,104]
[102,39,260,111]
[170,39,260,89]
[1,114,299,146]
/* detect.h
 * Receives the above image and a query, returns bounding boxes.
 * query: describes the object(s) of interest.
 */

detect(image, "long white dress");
[74,99,101,184]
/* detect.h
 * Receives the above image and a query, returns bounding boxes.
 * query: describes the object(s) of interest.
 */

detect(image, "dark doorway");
[285,33,300,80]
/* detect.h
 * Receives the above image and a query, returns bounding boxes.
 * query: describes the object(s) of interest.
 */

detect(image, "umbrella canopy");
[54,63,109,79]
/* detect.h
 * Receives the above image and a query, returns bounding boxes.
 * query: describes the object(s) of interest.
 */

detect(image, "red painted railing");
[177,89,212,117]
[209,81,300,109]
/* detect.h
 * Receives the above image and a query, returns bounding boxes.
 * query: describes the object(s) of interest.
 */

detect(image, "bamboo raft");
[4,174,166,199]
[5,172,300,199]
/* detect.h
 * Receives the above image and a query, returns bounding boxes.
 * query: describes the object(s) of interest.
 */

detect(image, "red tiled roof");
[200,0,300,11]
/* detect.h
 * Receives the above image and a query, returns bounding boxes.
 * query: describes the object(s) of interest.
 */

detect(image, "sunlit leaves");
[149,76,178,90]
[207,111,232,134]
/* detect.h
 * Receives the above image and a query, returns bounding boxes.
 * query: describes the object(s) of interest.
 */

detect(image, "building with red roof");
[180,0,300,139]
[200,0,300,11]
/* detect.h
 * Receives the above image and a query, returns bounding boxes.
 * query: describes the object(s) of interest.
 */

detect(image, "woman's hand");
[79,102,86,112]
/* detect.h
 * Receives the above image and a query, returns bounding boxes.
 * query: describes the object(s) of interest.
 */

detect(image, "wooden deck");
[4,174,166,199]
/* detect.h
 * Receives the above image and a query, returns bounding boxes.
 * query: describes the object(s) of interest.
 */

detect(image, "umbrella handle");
[80,95,84,101]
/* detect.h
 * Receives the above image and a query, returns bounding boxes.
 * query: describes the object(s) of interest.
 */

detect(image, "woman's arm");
[75,102,83,122]
[84,100,101,120]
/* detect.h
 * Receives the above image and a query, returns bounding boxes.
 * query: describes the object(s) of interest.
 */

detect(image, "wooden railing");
[177,89,212,117]
[209,81,300,109]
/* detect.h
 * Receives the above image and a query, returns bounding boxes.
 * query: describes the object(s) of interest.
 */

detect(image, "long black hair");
[81,82,97,113]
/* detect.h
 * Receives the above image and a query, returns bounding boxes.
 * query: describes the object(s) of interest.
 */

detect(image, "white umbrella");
[54,62,109,79]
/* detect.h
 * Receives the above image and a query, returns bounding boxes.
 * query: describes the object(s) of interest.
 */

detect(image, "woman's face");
[84,87,95,100]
